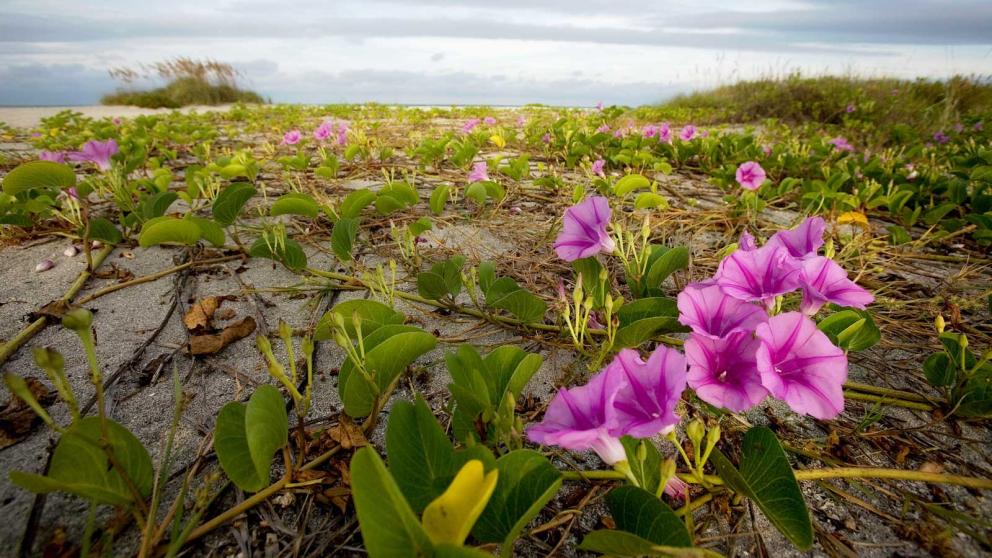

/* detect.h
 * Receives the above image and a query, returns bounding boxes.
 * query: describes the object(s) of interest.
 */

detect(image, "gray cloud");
[0,63,115,105]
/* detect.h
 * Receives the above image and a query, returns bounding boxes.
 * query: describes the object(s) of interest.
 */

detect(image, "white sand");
[0,104,234,129]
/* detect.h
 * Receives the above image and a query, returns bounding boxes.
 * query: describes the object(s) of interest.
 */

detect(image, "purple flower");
[596,123,611,134]
[766,216,826,259]
[591,158,605,177]
[738,230,757,251]
[761,144,773,156]
[336,122,350,146]
[613,129,624,138]
[517,115,527,126]
[542,132,552,144]
[755,312,847,419]
[845,103,855,113]
[282,130,301,145]
[609,347,686,438]
[735,161,766,191]
[799,256,874,315]
[685,332,767,413]
[553,196,616,261]
[658,123,672,144]
[664,476,688,501]
[933,131,950,144]
[483,116,496,125]
[313,121,332,141]
[713,244,802,307]
[596,101,604,111]
[527,365,626,465]
[463,118,481,134]
[39,151,66,163]
[643,124,659,139]
[828,136,854,152]
[68,139,118,171]
[468,161,489,183]
[677,282,767,339]
[679,125,697,141]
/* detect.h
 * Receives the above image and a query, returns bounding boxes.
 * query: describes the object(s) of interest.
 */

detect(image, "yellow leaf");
[422,460,498,545]
[489,134,506,150]
[837,211,868,227]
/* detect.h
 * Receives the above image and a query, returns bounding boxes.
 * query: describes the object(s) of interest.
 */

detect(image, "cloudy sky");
[1,0,990,106]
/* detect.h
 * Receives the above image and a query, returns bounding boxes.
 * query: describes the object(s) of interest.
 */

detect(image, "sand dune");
[0,104,233,129]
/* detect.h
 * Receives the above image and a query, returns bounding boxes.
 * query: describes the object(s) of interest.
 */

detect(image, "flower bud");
[935,314,945,333]
[635,440,648,462]
[706,423,721,448]
[686,419,705,448]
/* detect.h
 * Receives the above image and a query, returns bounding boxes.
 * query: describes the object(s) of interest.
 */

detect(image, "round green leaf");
[2,161,76,195]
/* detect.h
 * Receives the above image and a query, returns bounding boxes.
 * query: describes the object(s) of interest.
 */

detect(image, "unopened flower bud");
[61,308,93,331]
[686,419,705,448]
[935,314,945,333]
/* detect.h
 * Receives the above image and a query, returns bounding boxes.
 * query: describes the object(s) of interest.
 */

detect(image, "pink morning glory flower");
[282,130,301,145]
[799,256,874,315]
[738,230,757,251]
[517,115,527,126]
[755,312,847,420]
[483,116,496,125]
[39,151,66,163]
[658,123,672,144]
[933,131,949,144]
[609,347,686,438]
[828,136,854,152]
[468,161,489,183]
[596,124,610,134]
[526,365,626,465]
[313,122,332,141]
[664,476,689,501]
[613,129,624,138]
[685,332,767,413]
[714,244,802,307]
[542,132,552,144]
[591,158,606,177]
[766,216,826,259]
[462,118,481,134]
[643,124,659,139]
[553,196,616,261]
[735,161,766,191]
[846,103,855,113]
[69,139,118,171]
[679,125,697,141]
[677,282,767,339]
[336,122,350,146]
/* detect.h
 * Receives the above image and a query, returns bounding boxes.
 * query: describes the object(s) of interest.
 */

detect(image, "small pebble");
[64,245,79,257]
[35,259,55,272]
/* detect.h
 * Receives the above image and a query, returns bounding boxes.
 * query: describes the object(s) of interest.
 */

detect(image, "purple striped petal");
[799,256,875,315]
[714,244,802,306]
[685,332,767,413]
[677,282,767,339]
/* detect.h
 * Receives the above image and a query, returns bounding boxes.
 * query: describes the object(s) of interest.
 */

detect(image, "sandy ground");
[0,105,234,129]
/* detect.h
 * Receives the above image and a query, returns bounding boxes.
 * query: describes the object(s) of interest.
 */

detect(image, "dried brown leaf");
[183,295,233,332]
[328,415,368,450]
[1,377,55,449]
[187,316,256,355]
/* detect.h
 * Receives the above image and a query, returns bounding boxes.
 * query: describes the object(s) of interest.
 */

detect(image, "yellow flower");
[837,211,868,227]
[422,460,498,545]
[489,134,506,150]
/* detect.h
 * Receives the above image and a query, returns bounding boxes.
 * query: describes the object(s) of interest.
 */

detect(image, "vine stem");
[561,467,992,490]
[0,243,114,365]
[76,255,241,305]
[174,475,289,549]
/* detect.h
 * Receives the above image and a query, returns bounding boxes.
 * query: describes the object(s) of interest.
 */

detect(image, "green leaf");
[2,161,75,195]
[417,256,465,301]
[10,417,152,506]
[211,182,256,226]
[214,385,288,492]
[614,174,651,196]
[248,237,308,271]
[331,217,359,262]
[465,182,488,205]
[710,427,813,550]
[578,530,663,556]
[484,278,546,324]
[88,217,123,244]
[642,246,689,296]
[138,217,202,247]
[607,486,692,548]
[270,192,319,218]
[473,450,562,552]
[634,192,668,210]
[816,309,880,352]
[430,185,451,215]
[187,217,225,247]
[486,347,542,406]
[139,191,178,220]
[350,447,434,557]
[314,299,405,341]
[614,297,685,348]
[339,188,376,219]
[923,352,956,387]
[338,325,437,417]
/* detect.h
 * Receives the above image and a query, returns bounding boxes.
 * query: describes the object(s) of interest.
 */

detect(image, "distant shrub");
[101,58,265,108]
[641,73,992,146]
